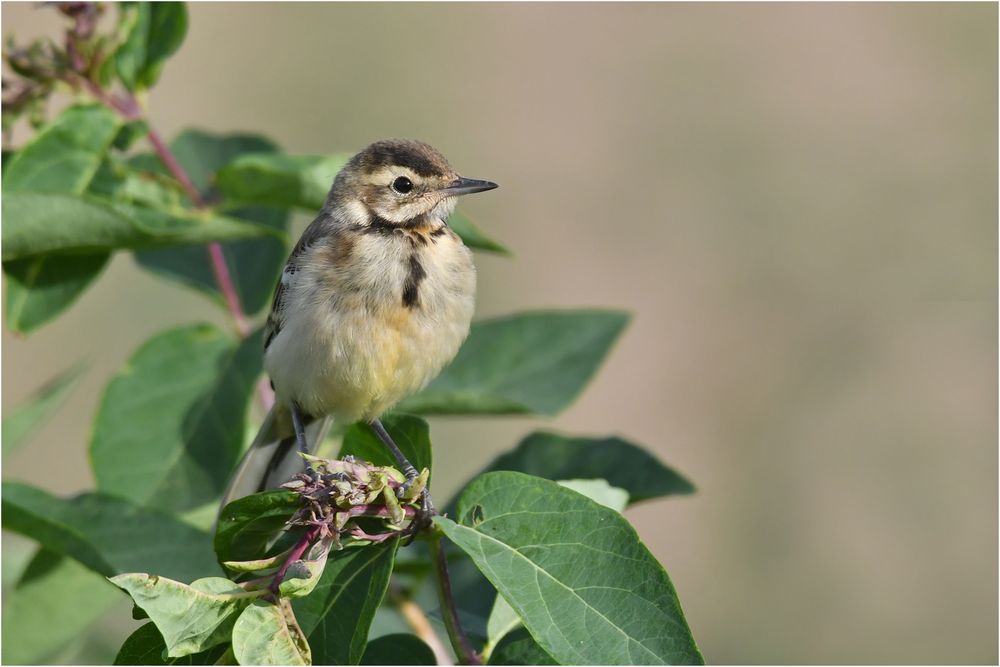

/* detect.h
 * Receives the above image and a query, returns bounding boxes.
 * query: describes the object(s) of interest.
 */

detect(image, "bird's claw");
[402,488,435,546]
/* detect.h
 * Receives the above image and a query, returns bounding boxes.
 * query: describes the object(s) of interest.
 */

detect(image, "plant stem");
[143,125,251,337]
[269,525,321,596]
[430,534,481,665]
[389,584,454,666]
[68,66,254,339]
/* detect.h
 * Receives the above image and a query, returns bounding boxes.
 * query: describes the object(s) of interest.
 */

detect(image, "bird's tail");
[218,403,332,512]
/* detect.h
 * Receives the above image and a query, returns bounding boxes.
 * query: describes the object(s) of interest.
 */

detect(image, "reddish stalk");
[144,125,251,337]
[64,62,254,339]
[430,535,482,665]
[268,525,321,596]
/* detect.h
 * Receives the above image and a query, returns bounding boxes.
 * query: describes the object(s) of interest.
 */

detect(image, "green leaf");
[484,594,522,662]
[215,152,350,210]
[478,431,695,504]
[1,482,219,581]
[136,208,287,315]
[88,156,186,210]
[115,2,188,91]
[339,414,432,477]
[1,193,133,259]
[133,131,291,314]
[447,210,510,254]
[277,538,336,599]
[488,628,557,665]
[110,574,257,658]
[90,325,263,512]
[2,363,86,455]
[214,490,300,565]
[113,119,150,151]
[361,634,437,665]
[436,472,704,665]
[2,104,121,194]
[1,192,280,261]
[293,538,399,665]
[232,600,310,666]
[400,310,629,416]
[3,253,111,333]
[1,549,121,665]
[114,623,229,665]
[1,104,122,331]
[478,477,630,658]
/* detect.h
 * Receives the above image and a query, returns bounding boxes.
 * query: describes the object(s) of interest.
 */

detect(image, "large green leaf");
[110,574,257,658]
[400,310,629,416]
[3,253,111,333]
[361,634,436,665]
[232,600,310,666]
[133,131,291,314]
[339,414,432,477]
[448,463,653,646]
[114,2,188,91]
[215,151,508,253]
[1,193,133,259]
[90,325,263,512]
[479,479,629,660]
[1,549,121,665]
[436,472,703,665]
[1,192,280,261]
[293,538,399,665]
[2,104,121,331]
[475,431,695,504]
[113,623,228,665]
[2,104,121,194]
[2,363,86,456]
[1,482,219,581]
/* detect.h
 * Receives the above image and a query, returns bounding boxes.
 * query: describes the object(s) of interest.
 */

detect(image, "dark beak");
[441,176,498,196]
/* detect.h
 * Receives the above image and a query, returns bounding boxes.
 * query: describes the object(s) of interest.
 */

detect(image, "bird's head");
[329,139,497,227]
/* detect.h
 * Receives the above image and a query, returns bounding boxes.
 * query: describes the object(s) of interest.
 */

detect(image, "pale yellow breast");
[264,227,475,423]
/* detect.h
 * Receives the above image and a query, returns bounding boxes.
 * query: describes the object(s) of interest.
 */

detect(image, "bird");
[219,139,497,530]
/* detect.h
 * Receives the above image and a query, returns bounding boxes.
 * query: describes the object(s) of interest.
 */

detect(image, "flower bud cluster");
[282,455,428,548]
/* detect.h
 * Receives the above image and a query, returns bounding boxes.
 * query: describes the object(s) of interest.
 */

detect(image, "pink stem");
[142,127,251,336]
[269,525,321,595]
[431,536,482,665]
[70,72,266,400]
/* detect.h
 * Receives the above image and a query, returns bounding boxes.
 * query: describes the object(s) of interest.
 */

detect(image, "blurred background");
[2,3,996,664]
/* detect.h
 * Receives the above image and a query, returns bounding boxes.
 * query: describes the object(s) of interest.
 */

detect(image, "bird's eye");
[391,176,413,194]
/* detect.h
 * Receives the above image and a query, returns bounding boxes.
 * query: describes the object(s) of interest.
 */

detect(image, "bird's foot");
[401,486,436,546]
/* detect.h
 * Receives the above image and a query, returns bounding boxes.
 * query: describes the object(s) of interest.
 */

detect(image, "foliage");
[2,4,703,665]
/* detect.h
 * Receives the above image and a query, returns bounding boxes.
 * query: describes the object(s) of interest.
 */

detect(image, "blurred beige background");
[2,2,997,664]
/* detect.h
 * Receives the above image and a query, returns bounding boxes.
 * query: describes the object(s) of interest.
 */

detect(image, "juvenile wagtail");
[220,139,497,530]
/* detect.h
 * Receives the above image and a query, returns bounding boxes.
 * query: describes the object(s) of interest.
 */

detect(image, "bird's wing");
[263,215,332,351]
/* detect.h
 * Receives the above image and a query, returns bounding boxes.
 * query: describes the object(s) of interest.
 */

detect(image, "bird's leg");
[291,403,318,482]
[370,418,435,535]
